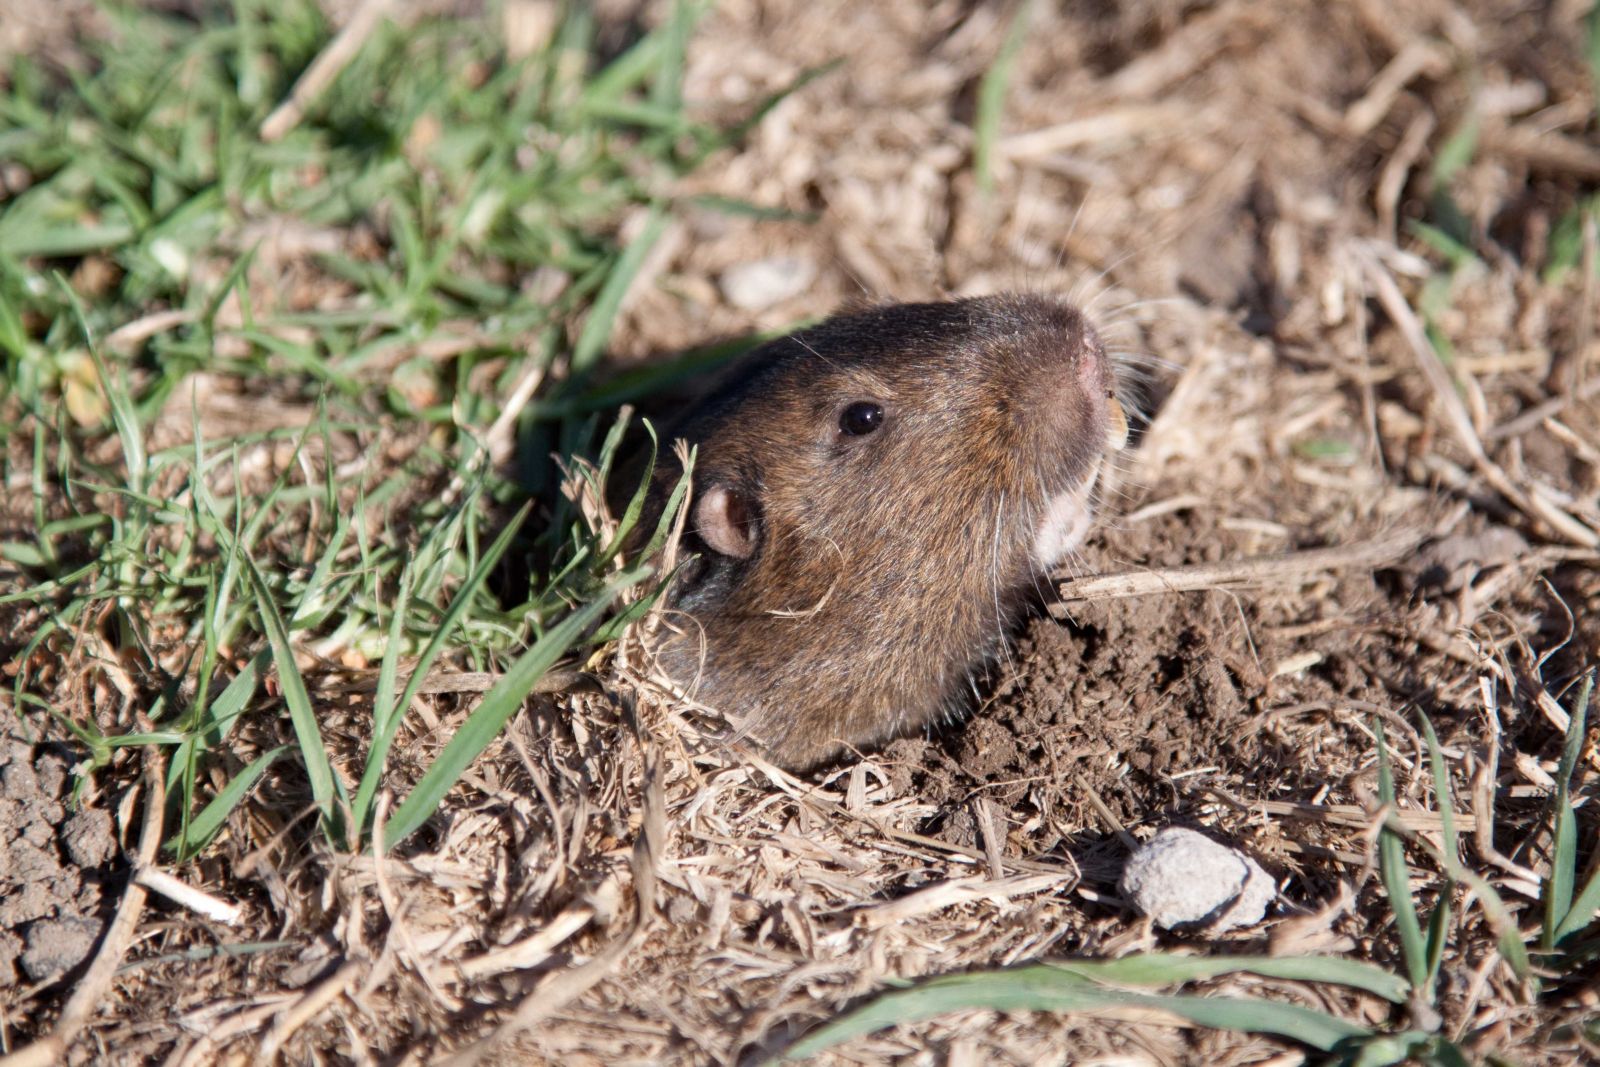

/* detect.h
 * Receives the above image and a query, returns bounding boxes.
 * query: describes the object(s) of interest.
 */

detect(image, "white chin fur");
[1031,484,1094,568]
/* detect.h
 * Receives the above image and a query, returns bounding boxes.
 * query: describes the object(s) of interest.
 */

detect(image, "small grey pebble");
[718,256,816,311]
[1120,827,1275,933]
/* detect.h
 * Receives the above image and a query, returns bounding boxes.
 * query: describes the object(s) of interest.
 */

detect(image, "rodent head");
[651,293,1125,769]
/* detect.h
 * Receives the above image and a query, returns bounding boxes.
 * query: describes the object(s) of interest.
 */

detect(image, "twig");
[134,868,243,925]
[310,668,588,696]
[854,871,1073,930]
[1202,790,1480,834]
[165,1001,287,1067]
[998,105,1188,160]
[1485,374,1600,440]
[1375,110,1435,241]
[256,960,363,1062]
[973,797,1007,880]
[453,904,597,980]
[1050,528,1423,612]
[106,309,196,352]
[1362,250,1600,547]
[1343,41,1446,136]
[1473,675,1545,889]
[438,354,547,507]
[1101,0,1264,99]
[483,359,548,468]
[260,0,394,143]
[433,754,667,1066]
[1482,123,1600,181]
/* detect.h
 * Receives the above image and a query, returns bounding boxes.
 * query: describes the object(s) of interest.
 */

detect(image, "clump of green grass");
[0,0,800,857]
[766,675,1599,1065]
[972,0,1033,198]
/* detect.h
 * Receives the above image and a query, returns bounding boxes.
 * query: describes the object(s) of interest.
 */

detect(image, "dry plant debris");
[1,0,1598,1064]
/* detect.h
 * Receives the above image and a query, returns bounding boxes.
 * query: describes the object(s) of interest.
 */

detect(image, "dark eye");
[838,401,884,436]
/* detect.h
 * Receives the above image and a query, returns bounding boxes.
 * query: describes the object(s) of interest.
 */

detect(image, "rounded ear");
[693,483,759,559]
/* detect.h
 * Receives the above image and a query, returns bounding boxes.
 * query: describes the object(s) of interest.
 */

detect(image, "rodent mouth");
[1030,474,1098,569]
[1031,393,1128,569]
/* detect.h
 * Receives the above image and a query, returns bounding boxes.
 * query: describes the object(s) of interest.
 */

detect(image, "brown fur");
[644,294,1114,769]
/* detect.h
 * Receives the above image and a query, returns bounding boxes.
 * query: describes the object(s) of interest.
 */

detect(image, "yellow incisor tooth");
[1105,395,1129,450]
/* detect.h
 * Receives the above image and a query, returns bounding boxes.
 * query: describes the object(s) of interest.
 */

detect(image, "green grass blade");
[639,448,693,562]
[571,204,667,374]
[379,565,639,850]
[1424,893,1452,984]
[1546,781,1578,947]
[593,420,654,570]
[0,562,102,607]
[580,15,662,104]
[166,648,268,795]
[243,550,340,836]
[120,939,301,973]
[1,222,138,258]
[591,401,633,485]
[1431,111,1479,188]
[974,0,1032,196]
[1378,795,1532,981]
[290,510,354,628]
[351,503,532,846]
[686,194,816,223]
[1551,672,1596,943]
[363,567,412,768]
[1375,720,1429,991]
[407,487,480,603]
[2,543,50,567]
[30,423,59,569]
[57,276,148,496]
[1408,221,1477,271]
[0,287,29,359]
[1553,670,1592,796]
[1346,1032,1451,1067]
[1557,865,1600,945]
[1046,953,1408,1004]
[1417,711,1458,983]
[765,964,1373,1064]
[591,571,674,644]
[168,745,289,859]
[1417,712,1459,860]
[200,244,260,329]
[648,0,698,113]
[1452,865,1531,981]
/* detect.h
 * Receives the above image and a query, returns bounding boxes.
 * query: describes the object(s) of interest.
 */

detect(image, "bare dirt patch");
[0,728,115,989]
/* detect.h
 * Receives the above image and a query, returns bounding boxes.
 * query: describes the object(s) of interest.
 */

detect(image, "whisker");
[991,491,1018,679]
